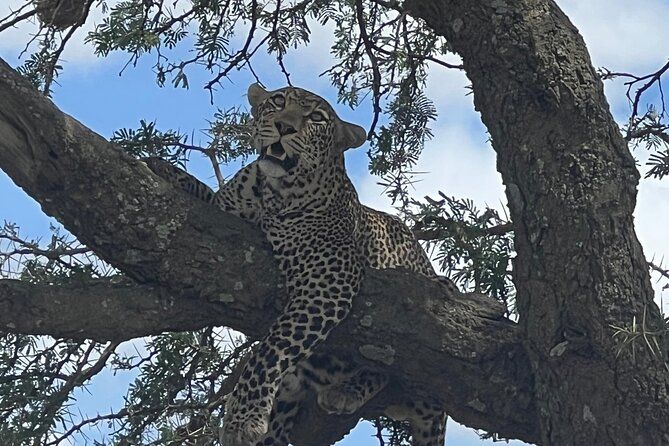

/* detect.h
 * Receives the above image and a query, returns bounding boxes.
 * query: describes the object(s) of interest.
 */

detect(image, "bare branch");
[627,125,669,144]
[368,0,404,13]
[0,233,91,260]
[600,60,669,137]
[45,338,251,446]
[649,261,669,285]
[355,0,382,138]
[412,217,513,241]
[205,0,259,93]
[0,4,39,34]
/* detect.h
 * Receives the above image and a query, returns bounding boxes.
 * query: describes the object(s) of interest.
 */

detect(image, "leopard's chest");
[260,207,360,265]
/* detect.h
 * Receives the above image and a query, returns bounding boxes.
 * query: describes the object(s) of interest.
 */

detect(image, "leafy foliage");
[647,147,669,179]
[111,107,254,179]
[85,0,318,91]
[0,222,252,445]
[320,1,456,207]
[0,0,99,95]
[0,335,114,445]
[620,105,669,179]
[0,328,250,445]
[0,223,114,444]
[111,119,192,166]
[9,0,460,204]
[370,91,437,209]
[208,107,256,164]
[409,193,515,311]
[104,329,250,445]
[0,221,113,282]
[14,50,61,93]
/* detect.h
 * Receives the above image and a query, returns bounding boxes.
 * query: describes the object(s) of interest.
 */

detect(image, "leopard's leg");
[300,354,388,415]
[213,162,262,223]
[143,157,217,203]
[253,368,304,446]
[221,234,362,445]
[144,156,262,223]
[253,358,387,445]
[385,402,448,446]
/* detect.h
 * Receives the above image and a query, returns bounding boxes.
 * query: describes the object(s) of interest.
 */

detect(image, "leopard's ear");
[247,83,270,108]
[338,119,367,150]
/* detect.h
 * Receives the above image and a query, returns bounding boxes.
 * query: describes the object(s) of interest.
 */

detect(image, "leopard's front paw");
[317,386,366,415]
[220,413,269,446]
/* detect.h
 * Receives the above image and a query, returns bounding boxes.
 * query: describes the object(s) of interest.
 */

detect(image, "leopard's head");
[247,84,366,179]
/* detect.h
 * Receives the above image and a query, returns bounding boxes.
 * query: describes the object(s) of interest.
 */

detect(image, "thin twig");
[205,0,259,93]
[626,125,669,144]
[601,60,669,137]
[413,219,513,241]
[270,0,292,86]
[649,261,669,283]
[368,0,404,13]
[355,0,381,139]
[0,6,38,34]
[374,418,386,446]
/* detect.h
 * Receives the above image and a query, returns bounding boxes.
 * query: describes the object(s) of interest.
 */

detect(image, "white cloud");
[557,0,669,73]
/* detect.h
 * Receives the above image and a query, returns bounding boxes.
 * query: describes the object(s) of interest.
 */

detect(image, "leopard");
[145,83,453,446]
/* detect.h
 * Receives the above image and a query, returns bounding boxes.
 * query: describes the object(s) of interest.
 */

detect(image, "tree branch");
[0,279,236,341]
[0,56,539,443]
[600,60,669,133]
[649,261,669,285]
[412,219,513,241]
[0,4,38,34]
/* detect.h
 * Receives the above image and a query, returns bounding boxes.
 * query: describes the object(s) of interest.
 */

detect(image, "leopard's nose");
[275,120,297,136]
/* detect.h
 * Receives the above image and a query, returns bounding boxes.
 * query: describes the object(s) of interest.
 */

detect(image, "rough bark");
[0,279,232,341]
[0,57,539,443]
[402,0,669,444]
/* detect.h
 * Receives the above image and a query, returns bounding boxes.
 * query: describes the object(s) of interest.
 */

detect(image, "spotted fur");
[146,84,450,445]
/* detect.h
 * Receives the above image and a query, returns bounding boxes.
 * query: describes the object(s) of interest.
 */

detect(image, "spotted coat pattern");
[146,84,451,445]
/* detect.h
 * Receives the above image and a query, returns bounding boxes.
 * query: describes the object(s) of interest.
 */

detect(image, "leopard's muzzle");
[259,141,297,172]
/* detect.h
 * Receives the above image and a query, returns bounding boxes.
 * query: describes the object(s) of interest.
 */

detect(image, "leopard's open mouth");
[259,141,297,171]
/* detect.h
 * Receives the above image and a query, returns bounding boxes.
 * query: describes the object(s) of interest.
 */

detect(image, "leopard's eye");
[270,95,285,108]
[309,111,327,123]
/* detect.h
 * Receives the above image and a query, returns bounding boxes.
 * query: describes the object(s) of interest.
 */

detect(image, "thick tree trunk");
[404,0,669,444]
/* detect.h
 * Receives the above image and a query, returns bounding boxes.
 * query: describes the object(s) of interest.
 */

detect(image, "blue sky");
[1,0,669,444]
